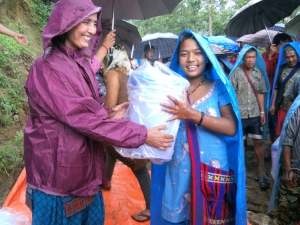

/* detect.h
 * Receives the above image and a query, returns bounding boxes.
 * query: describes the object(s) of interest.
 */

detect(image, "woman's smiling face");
[65,13,98,50]
[179,38,207,79]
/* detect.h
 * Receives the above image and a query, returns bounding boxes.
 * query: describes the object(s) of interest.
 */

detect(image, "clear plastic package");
[0,207,30,225]
[115,61,190,164]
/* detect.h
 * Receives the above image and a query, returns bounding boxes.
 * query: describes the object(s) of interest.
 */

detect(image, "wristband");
[197,112,205,126]
[260,111,265,114]
[101,44,108,53]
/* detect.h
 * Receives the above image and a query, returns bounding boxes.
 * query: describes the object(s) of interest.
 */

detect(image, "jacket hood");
[42,0,102,58]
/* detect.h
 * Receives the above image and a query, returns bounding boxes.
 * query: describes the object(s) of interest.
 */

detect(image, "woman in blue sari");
[151,30,247,225]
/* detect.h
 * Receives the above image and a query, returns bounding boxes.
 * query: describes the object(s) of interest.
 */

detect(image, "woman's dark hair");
[178,33,212,73]
[51,34,66,46]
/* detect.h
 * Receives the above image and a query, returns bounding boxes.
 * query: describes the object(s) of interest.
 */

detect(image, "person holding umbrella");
[268,77,300,225]
[261,33,292,159]
[23,0,174,224]
[140,43,156,66]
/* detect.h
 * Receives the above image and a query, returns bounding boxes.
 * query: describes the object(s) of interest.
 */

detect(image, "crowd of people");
[1,0,299,224]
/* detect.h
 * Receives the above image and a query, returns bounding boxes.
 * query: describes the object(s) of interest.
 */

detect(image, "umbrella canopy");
[206,36,240,53]
[100,19,141,55]
[285,13,300,38]
[133,32,178,59]
[237,29,280,48]
[93,0,182,20]
[224,0,300,37]
[268,23,285,32]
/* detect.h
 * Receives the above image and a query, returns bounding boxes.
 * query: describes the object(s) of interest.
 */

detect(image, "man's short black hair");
[272,33,292,45]
[245,47,256,55]
[144,43,155,52]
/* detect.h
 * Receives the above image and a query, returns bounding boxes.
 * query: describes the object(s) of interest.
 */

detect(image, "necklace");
[188,77,206,95]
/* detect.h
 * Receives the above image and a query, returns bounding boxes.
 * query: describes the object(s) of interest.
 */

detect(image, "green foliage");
[130,0,243,37]
[0,96,21,126]
[0,131,24,174]
[31,0,54,32]
[0,27,29,126]
[0,34,26,65]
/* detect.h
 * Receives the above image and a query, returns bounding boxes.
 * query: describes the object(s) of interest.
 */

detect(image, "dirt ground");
[0,138,277,223]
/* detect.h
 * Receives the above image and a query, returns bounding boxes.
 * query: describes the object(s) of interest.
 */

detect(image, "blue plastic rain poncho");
[150,30,247,225]
[268,82,300,212]
[270,42,300,109]
[229,44,270,140]
[268,43,300,212]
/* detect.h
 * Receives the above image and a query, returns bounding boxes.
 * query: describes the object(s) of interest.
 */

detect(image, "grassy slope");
[0,0,51,173]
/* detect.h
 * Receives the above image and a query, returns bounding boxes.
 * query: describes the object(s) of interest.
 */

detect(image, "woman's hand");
[108,102,129,119]
[145,125,174,151]
[102,29,116,49]
[160,91,195,121]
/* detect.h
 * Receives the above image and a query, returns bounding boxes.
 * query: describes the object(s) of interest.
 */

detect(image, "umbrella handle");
[111,0,116,30]
[260,13,272,44]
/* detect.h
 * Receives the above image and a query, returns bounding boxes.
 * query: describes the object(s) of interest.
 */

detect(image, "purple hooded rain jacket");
[24,0,147,197]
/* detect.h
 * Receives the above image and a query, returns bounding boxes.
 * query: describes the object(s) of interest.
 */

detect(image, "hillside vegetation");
[0,0,53,174]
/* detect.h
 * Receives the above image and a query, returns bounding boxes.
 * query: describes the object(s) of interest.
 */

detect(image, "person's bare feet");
[132,209,150,222]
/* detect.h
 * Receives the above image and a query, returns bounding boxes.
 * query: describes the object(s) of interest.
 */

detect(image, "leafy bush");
[0,131,24,174]
[31,0,54,32]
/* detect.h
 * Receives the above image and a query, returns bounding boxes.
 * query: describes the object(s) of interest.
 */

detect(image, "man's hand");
[267,44,277,60]
[260,113,266,125]
[269,104,275,116]
[285,170,298,187]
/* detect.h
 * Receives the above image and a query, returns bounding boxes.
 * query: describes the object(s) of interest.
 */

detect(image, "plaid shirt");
[230,66,267,119]
[282,107,300,176]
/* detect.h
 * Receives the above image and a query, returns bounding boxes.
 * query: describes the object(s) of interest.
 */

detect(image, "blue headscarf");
[151,30,247,225]
[270,42,300,107]
[229,44,270,140]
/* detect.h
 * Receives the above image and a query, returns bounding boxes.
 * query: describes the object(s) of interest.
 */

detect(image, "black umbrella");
[224,0,300,39]
[237,29,280,48]
[100,19,141,56]
[93,0,182,29]
[133,32,178,59]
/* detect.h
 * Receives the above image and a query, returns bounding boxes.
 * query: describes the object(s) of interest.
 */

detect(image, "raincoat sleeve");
[90,56,101,74]
[26,61,147,148]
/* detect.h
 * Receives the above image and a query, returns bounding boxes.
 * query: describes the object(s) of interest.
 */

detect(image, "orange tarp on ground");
[3,162,252,225]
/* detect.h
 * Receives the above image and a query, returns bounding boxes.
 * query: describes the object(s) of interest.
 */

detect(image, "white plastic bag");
[0,207,30,225]
[115,61,190,164]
